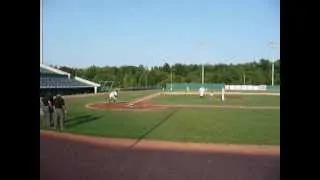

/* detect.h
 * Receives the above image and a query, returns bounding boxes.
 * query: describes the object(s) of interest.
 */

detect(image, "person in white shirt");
[185,86,190,96]
[199,87,205,97]
[221,88,225,101]
[108,90,118,103]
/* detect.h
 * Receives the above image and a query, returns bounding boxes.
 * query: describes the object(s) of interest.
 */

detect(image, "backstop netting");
[99,81,115,92]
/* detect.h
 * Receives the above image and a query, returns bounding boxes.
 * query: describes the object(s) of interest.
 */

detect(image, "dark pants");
[54,108,65,131]
[49,107,54,126]
[43,106,54,128]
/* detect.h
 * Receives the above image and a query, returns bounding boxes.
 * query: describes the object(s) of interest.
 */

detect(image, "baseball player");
[108,90,118,103]
[185,86,190,96]
[53,94,67,131]
[199,87,205,98]
[53,94,66,131]
[221,88,225,102]
[41,93,54,128]
[40,97,44,127]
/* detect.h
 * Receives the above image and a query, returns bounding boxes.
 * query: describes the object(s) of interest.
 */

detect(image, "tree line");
[53,59,280,88]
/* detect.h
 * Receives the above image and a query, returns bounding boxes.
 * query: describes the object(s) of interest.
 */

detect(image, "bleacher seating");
[40,67,92,88]
[40,76,91,88]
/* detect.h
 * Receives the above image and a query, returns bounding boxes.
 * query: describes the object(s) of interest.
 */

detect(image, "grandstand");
[40,64,100,96]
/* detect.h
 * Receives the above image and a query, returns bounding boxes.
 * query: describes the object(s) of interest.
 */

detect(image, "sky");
[43,0,280,68]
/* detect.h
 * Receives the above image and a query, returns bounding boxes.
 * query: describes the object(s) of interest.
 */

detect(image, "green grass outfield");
[41,90,280,145]
[151,94,280,106]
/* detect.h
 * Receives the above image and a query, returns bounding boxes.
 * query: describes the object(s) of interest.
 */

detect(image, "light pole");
[195,41,208,86]
[170,70,172,91]
[272,57,274,86]
[145,66,148,88]
[243,73,246,85]
[146,74,148,88]
[269,41,279,86]
[201,64,204,85]
[170,68,173,92]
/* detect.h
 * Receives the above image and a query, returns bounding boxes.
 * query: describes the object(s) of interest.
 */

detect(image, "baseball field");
[41,90,280,146]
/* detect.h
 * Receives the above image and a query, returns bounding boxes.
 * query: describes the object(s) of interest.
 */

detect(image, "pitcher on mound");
[108,90,119,103]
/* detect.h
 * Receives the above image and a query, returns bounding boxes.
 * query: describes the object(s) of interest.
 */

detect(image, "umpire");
[53,94,66,131]
[41,93,54,128]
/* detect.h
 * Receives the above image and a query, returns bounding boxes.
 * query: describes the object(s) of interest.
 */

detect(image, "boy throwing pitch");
[108,90,119,103]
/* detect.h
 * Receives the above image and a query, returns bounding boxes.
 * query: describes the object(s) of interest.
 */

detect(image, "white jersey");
[221,88,225,101]
[199,87,205,96]
[109,91,118,98]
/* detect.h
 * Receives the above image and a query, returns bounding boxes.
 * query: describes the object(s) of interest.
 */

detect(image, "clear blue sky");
[43,0,279,68]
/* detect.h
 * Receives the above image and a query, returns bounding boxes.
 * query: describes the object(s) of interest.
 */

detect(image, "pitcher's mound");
[87,102,168,111]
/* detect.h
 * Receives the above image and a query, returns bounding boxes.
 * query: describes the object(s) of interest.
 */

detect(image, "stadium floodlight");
[170,66,173,92]
[194,41,208,85]
[40,0,43,64]
[269,41,279,86]
[243,73,246,85]
[145,66,148,88]
[202,64,204,85]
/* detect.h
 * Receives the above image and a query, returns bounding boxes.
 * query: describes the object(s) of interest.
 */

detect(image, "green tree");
[57,58,280,88]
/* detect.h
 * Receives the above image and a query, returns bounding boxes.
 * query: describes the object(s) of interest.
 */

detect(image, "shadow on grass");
[128,110,178,149]
[65,114,103,129]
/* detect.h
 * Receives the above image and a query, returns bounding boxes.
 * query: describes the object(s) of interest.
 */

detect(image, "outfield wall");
[165,83,280,93]
[165,83,224,91]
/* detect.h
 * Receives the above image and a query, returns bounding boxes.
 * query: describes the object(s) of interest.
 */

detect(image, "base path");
[129,92,161,104]
[87,102,280,111]
[41,131,280,180]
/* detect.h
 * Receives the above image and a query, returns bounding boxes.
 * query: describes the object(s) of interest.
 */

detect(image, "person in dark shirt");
[53,94,66,131]
[40,97,44,127]
[48,95,54,126]
[41,93,54,128]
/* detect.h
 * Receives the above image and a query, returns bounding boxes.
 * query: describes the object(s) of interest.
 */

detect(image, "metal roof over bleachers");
[40,64,100,89]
